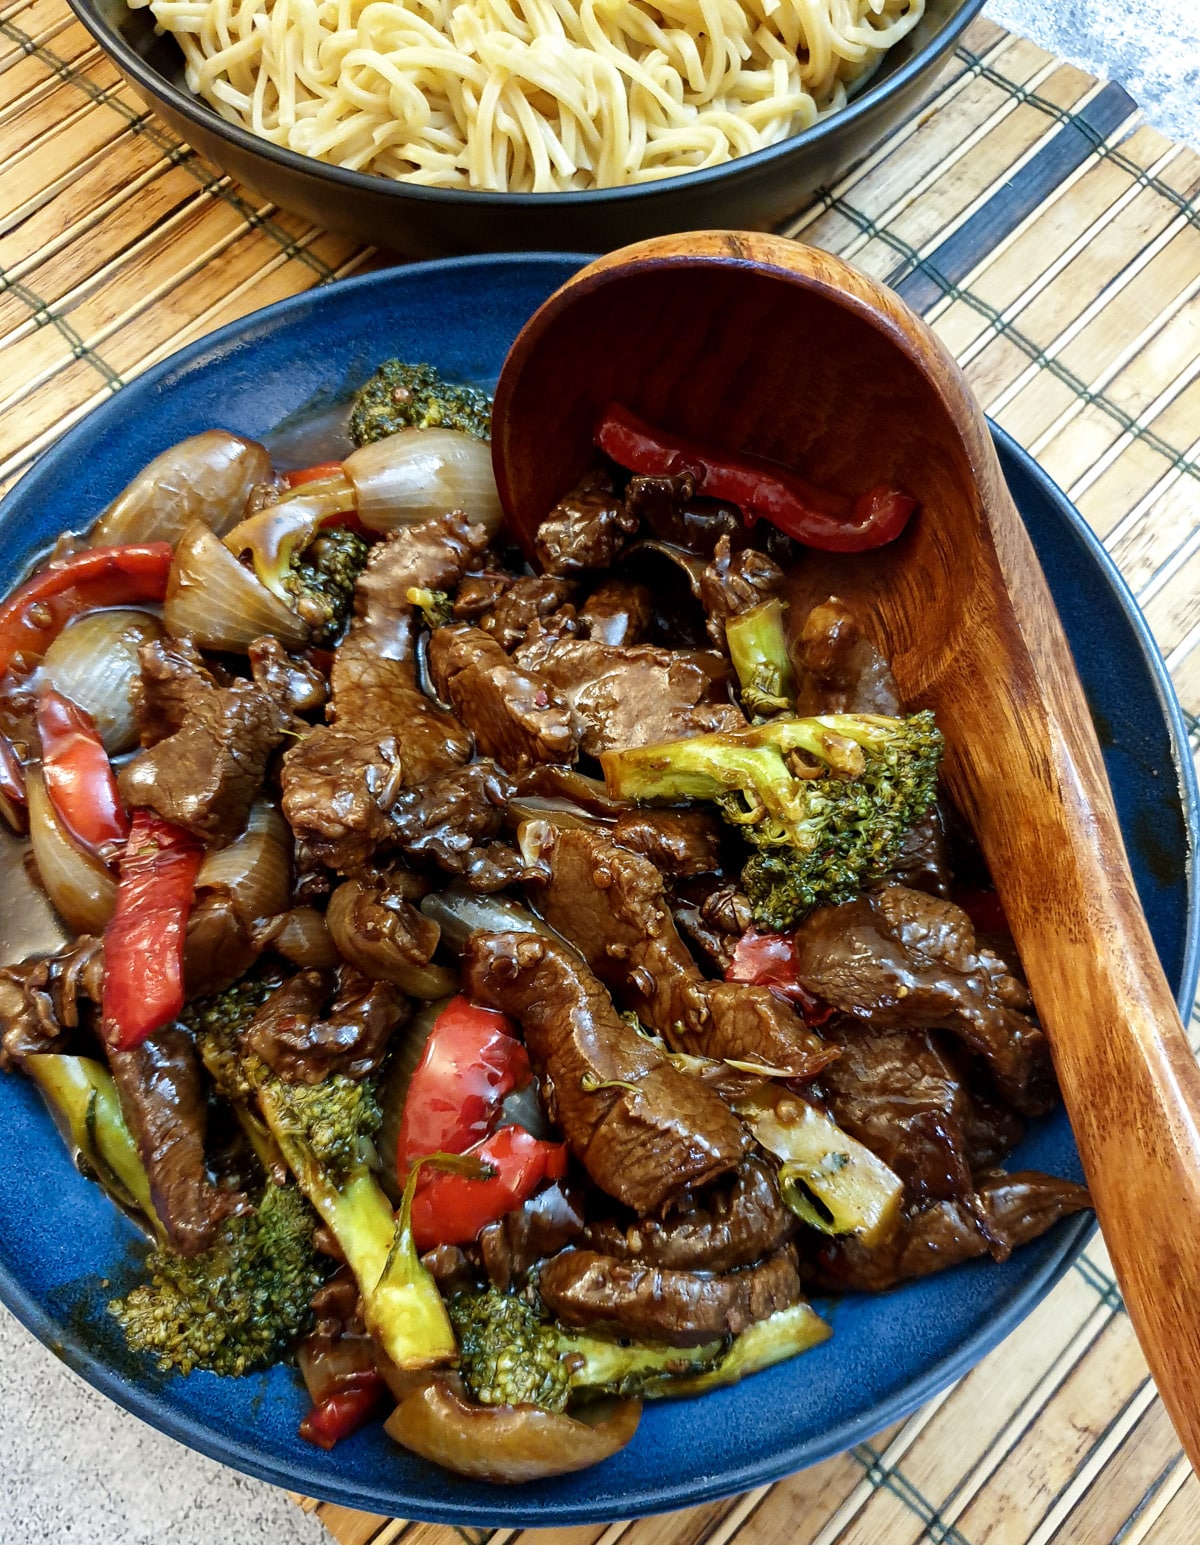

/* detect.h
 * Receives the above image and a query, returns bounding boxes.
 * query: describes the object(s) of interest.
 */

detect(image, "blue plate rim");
[0,255,1196,1525]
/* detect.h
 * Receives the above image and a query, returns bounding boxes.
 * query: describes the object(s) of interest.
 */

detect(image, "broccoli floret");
[349,360,492,447]
[282,525,370,647]
[259,1072,381,1185]
[603,711,943,930]
[448,1286,724,1413]
[183,973,281,1103]
[109,1180,325,1376]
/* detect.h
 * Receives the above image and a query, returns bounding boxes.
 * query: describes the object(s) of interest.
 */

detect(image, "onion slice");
[39,609,163,757]
[26,768,117,934]
[223,477,357,601]
[343,428,502,535]
[164,521,308,650]
[195,801,291,925]
[92,432,273,545]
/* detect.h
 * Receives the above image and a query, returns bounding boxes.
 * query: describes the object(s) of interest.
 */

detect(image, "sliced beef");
[514,635,744,756]
[453,571,516,621]
[281,515,487,870]
[814,1171,1091,1292]
[818,1021,1020,1206]
[793,596,903,716]
[578,578,654,647]
[584,1155,794,1275]
[120,638,291,845]
[387,760,526,892]
[428,626,578,772]
[479,575,576,651]
[610,808,722,876]
[248,636,327,715]
[184,893,259,997]
[538,1245,800,1345]
[535,474,638,576]
[699,536,785,650]
[245,966,408,1084]
[0,937,104,1069]
[529,826,835,1079]
[108,1027,246,1256]
[793,885,1054,1114]
[479,1179,586,1292]
[624,473,742,555]
[888,809,951,896]
[463,931,747,1215]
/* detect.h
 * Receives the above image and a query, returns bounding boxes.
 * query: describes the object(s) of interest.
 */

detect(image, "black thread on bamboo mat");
[851,1442,975,1545]
[0,260,125,392]
[810,191,1200,491]
[1110,1443,1189,1544]
[0,16,338,284]
[955,44,1200,232]
[892,81,1138,315]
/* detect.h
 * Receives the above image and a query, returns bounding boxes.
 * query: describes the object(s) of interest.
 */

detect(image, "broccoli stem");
[735,1088,903,1246]
[726,599,795,716]
[257,1081,457,1372]
[644,1302,831,1397]
[26,1055,161,1236]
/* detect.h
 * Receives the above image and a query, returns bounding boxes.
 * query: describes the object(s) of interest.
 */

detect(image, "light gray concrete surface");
[988,0,1200,148]
[2,4,1198,1543]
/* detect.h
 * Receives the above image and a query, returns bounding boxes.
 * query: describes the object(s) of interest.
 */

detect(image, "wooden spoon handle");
[950,493,1200,1466]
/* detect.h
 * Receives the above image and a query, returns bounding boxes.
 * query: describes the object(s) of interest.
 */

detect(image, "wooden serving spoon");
[491,231,1200,1465]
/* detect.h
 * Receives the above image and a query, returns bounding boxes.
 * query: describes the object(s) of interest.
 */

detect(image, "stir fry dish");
[0,362,1090,1483]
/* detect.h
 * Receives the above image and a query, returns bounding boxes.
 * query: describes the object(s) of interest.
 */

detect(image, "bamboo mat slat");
[3,6,1200,1542]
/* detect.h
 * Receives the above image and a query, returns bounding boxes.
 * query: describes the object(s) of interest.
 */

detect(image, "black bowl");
[69,0,985,258]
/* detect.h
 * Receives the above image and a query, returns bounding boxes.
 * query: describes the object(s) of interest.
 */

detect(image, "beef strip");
[463,931,747,1215]
[699,536,785,650]
[529,826,836,1078]
[479,1179,586,1292]
[793,596,904,716]
[479,575,576,650]
[624,473,742,555]
[813,1171,1091,1292]
[245,966,408,1084]
[248,636,327,715]
[578,578,654,647]
[514,634,744,756]
[453,571,516,621]
[0,937,103,1069]
[610,808,722,876]
[281,515,487,871]
[428,625,578,772]
[583,1155,794,1275]
[888,810,952,897]
[535,474,638,576]
[387,760,526,891]
[538,1245,801,1345]
[793,885,1054,1114]
[119,637,291,845]
[818,1020,1022,1206]
[108,1027,246,1256]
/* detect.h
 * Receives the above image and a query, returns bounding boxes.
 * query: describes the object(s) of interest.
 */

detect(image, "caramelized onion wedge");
[343,429,502,535]
[195,802,291,925]
[40,609,163,756]
[327,879,458,999]
[26,768,117,933]
[267,907,341,968]
[164,521,308,650]
[92,431,272,545]
[384,1375,640,1483]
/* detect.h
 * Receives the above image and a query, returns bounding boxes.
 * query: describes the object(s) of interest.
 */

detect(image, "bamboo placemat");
[3,6,1200,1541]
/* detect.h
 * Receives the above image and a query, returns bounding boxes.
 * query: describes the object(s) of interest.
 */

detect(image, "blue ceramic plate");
[0,256,1195,1527]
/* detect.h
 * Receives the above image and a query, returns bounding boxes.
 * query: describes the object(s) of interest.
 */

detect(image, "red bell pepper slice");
[283,460,345,489]
[727,928,832,1025]
[0,543,172,679]
[410,1124,568,1253]
[102,810,204,1051]
[299,1372,387,1451]
[36,690,129,863]
[595,402,916,553]
[396,995,531,1178]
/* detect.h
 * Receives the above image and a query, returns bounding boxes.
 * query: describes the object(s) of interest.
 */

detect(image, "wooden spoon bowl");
[492,231,1200,1465]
